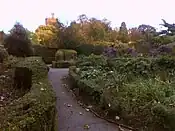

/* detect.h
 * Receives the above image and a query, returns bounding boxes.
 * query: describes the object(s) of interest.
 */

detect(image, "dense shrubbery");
[69,54,175,131]
[4,23,33,57]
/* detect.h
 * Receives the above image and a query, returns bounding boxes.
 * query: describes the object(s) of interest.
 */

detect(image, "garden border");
[0,57,57,131]
[68,66,136,131]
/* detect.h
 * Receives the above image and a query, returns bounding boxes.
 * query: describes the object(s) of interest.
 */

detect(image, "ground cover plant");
[69,54,175,131]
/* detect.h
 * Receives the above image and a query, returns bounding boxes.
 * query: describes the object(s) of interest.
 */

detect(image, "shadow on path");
[48,68,122,131]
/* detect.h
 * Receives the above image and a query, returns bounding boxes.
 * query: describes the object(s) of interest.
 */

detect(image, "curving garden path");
[48,68,128,131]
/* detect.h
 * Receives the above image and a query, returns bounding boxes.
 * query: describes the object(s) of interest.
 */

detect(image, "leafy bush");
[69,55,175,131]
[4,23,33,57]
[153,35,175,45]
[75,44,95,56]
[93,44,106,55]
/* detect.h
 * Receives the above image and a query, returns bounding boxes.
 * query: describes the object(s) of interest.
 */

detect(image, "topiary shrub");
[4,23,33,57]
[55,49,77,61]
[52,60,76,68]
[55,50,64,61]
[13,67,32,90]
[64,49,77,60]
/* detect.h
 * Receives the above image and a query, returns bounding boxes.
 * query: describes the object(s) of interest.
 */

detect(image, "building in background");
[45,13,58,26]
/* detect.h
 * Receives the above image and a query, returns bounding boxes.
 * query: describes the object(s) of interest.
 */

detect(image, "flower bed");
[69,54,175,131]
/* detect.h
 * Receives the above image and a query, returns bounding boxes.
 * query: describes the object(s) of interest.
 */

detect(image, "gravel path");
[48,68,125,131]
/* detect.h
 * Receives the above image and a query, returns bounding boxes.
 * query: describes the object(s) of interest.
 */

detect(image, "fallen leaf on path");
[115,116,120,120]
[40,88,45,91]
[119,126,125,131]
[62,84,67,87]
[85,108,89,112]
[87,105,92,108]
[84,124,90,129]
[0,96,5,100]
[38,82,42,85]
[67,104,72,107]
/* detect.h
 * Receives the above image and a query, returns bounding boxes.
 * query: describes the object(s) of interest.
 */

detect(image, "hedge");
[52,60,76,68]
[55,49,77,61]
[0,56,57,131]
[33,44,57,64]
[75,44,105,56]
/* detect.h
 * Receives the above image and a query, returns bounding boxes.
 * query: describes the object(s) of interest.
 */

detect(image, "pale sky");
[0,0,174,33]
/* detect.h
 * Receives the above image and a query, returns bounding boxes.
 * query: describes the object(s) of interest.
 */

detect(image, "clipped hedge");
[52,60,76,68]
[33,44,57,64]
[75,44,105,56]
[0,56,57,131]
[55,49,77,61]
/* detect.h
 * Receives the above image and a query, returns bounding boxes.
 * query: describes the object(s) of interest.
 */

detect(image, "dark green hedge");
[55,49,77,61]
[33,44,57,64]
[52,60,76,68]
[75,44,105,56]
[0,57,57,131]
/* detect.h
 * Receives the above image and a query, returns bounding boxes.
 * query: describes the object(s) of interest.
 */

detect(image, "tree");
[77,14,88,24]
[62,21,87,49]
[128,27,142,42]
[26,29,38,44]
[118,22,129,43]
[35,25,62,48]
[4,22,33,57]
[138,24,157,42]
[159,19,175,35]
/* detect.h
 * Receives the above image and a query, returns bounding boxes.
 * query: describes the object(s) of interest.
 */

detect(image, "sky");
[0,0,175,33]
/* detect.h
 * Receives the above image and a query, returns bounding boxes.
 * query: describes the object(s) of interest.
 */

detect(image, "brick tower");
[45,13,58,26]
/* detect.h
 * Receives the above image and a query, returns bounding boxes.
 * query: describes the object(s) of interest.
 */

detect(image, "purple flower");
[126,48,138,57]
[157,45,172,54]
[103,47,117,58]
